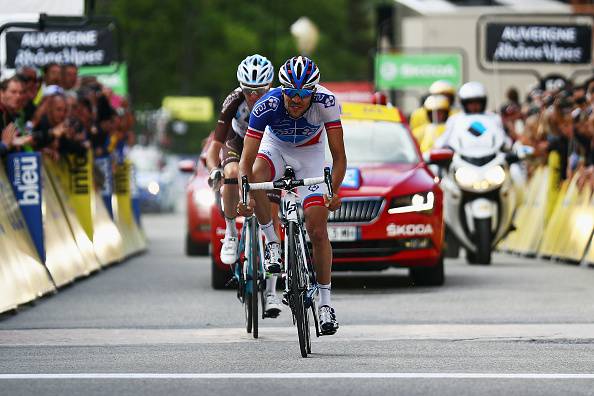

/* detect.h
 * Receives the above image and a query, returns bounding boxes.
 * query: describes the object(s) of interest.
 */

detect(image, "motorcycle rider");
[410,80,458,131]
[434,81,511,154]
[412,94,450,153]
[205,54,283,317]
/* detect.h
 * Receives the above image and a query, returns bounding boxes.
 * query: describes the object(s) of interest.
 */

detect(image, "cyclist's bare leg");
[251,157,273,227]
[304,205,332,284]
[222,162,240,222]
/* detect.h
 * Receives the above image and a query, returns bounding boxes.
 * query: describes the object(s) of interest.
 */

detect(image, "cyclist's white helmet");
[237,54,274,86]
[459,81,487,113]
[278,56,320,89]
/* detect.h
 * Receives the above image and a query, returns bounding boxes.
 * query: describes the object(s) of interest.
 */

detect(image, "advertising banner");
[5,28,116,69]
[375,53,462,90]
[7,152,45,263]
[94,155,114,217]
[79,63,128,96]
[162,96,214,122]
[485,23,592,64]
[66,152,94,240]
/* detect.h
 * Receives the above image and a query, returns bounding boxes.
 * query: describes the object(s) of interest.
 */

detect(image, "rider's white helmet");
[459,81,487,114]
[237,54,274,86]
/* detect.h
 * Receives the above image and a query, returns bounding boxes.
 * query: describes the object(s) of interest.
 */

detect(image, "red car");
[207,103,450,288]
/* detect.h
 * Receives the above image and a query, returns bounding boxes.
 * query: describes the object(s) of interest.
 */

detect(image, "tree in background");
[97,0,381,152]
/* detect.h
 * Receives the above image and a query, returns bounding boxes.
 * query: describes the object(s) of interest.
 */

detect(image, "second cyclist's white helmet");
[459,81,487,113]
[237,54,274,86]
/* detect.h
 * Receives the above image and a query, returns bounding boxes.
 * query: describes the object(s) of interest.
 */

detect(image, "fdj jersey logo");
[314,93,336,108]
[12,155,40,205]
[253,96,279,117]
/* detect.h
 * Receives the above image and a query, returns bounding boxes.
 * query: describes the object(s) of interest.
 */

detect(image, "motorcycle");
[436,116,530,265]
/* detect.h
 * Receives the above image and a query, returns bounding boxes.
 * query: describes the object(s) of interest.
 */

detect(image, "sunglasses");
[240,84,268,96]
[282,87,315,99]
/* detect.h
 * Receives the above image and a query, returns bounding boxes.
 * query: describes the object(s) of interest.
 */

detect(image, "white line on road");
[1,373,594,380]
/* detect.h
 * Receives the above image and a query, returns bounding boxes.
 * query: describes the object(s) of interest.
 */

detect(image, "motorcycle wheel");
[472,218,492,265]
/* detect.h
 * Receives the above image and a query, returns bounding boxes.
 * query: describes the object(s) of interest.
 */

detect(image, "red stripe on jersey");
[324,120,342,131]
[297,129,323,147]
[256,153,275,181]
[303,195,325,209]
[246,128,264,140]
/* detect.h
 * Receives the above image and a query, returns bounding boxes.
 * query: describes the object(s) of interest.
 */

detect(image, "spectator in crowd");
[1,77,25,129]
[42,62,62,88]
[16,67,40,121]
[61,63,78,96]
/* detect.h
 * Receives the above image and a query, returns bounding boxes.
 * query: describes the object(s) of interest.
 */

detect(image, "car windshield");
[326,120,419,164]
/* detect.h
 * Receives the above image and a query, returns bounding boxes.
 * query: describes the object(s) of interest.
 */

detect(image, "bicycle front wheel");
[249,217,259,339]
[288,222,310,357]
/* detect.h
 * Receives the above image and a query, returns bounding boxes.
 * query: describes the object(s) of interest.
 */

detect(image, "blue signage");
[341,168,361,189]
[94,156,113,217]
[7,152,45,262]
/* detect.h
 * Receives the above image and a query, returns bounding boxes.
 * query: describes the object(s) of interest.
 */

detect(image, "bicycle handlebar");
[241,166,333,206]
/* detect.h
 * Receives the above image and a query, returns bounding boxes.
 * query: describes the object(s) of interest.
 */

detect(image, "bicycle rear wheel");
[288,222,310,357]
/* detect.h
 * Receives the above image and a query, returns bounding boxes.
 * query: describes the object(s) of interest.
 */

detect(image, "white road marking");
[1,324,594,346]
[1,373,594,380]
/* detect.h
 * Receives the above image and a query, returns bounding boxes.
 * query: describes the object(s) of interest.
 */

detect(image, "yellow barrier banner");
[42,165,90,286]
[539,179,569,258]
[0,163,55,312]
[113,160,146,257]
[92,188,125,266]
[44,158,102,273]
[65,151,95,240]
[586,191,594,265]
[559,183,593,261]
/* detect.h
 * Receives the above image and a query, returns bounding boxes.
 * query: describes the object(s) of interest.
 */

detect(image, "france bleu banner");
[7,152,45,263]
[94,155,113,218]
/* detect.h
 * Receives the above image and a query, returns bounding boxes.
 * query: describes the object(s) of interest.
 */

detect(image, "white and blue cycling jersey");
[246,85,342,147]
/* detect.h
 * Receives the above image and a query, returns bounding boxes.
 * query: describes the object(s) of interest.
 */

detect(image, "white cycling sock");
[319,283,331,307]
[260,221,280,244]
[225,217,237,238]
[266,275,277,295]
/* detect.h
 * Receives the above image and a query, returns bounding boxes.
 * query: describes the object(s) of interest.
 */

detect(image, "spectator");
[42,62,62,87]
[61,63,78,96]
[0,77,25,131]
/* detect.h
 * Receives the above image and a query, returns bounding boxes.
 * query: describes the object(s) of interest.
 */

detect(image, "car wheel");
[410,256,445,286]
[185,232,209,256]
[212,257,230,290]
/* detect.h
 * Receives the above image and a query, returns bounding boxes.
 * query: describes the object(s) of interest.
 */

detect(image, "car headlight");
[147,181,160,195]
[388,191,434,214]
[193,188,215,207]
[455,165,505,191]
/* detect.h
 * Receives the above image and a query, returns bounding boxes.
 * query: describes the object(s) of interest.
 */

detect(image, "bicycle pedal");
[225,277,238,287]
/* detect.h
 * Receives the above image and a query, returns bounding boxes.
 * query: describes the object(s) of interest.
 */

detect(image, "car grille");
[328,198,384,223]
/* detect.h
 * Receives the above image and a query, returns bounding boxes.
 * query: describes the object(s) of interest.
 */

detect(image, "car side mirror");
[178,159,196,173]
[425,149,453,167]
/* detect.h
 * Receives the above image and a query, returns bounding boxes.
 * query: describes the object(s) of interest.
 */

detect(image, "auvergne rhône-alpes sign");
[6,28,116,69]
[485,23,592,64]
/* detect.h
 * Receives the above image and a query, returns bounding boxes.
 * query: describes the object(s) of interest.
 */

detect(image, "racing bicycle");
[242,166,333,357]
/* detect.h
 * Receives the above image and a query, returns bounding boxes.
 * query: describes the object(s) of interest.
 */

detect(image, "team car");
[206,102,449,288]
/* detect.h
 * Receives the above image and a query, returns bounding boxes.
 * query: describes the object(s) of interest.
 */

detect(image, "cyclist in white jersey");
[237,56,346,335]
[205,54,283,317]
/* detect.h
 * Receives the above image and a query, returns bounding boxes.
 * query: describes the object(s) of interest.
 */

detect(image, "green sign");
[79,63,128,96]
[375,53,462,89]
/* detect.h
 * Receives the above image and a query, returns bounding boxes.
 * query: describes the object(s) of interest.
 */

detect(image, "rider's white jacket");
[434,111,512,157]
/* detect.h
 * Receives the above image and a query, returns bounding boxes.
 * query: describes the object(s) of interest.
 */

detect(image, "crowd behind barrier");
[0,62,146,314]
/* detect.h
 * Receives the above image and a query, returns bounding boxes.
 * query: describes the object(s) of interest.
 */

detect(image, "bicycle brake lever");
[324,167,333,198]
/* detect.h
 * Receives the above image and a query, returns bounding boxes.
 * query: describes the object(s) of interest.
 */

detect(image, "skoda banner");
[5,28,116,69]
[375,53,462,90]
[7,152,45,262]
[485,23,592,64]
[95,156,114,217]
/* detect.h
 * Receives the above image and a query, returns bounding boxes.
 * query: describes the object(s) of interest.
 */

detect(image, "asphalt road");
[2,212,594,396]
